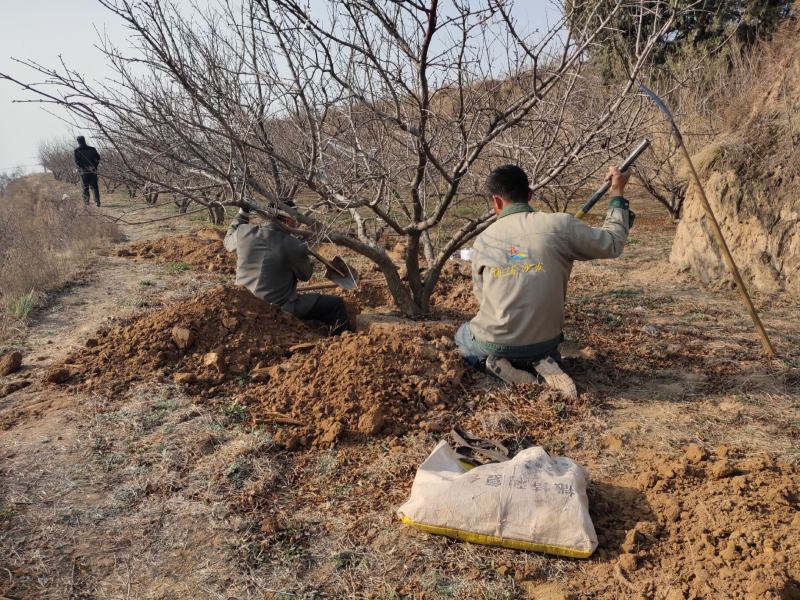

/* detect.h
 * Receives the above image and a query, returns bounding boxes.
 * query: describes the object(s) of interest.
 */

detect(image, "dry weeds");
[0,175,122,343]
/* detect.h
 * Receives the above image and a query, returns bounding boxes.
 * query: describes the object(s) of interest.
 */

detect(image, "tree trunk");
[207,202,225,225]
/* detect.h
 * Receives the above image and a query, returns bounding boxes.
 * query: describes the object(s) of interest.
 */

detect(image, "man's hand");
[605,166,631,197]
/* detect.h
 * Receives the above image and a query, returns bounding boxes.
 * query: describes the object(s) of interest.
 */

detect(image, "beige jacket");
[469,200,630,357]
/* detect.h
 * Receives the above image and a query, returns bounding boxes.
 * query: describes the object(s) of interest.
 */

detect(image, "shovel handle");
[307,248,346,277]
[575,138,650,220]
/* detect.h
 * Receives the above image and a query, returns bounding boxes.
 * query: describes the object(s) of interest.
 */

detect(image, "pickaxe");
[639,83,776,358]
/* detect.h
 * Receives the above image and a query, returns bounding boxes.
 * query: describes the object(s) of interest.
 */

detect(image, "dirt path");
[0,202,228,599]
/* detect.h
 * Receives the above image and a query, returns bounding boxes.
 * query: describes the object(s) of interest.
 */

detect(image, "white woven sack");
[397,440,597,557]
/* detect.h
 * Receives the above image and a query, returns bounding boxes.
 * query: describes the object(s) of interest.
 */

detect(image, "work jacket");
[74,144,101,174]
[223,211,317,316]
[469,199,631,358]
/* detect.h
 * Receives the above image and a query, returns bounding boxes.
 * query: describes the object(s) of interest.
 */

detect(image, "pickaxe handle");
[575,138,651,220]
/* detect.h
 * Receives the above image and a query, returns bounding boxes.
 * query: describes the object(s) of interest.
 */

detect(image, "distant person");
[73,136,101,206]
[454,164,633,397]
[223,201,353,335]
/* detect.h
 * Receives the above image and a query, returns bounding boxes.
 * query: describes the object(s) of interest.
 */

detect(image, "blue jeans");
[454,322,561,370]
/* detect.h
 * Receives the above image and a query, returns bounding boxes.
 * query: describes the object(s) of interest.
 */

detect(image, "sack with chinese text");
[397,440,597,558]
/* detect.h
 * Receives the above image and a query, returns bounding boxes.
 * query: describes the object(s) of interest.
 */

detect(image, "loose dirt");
[65,284,319,394]
[586,449,800,599]
[249,327,466,448]
[117,228,235,274]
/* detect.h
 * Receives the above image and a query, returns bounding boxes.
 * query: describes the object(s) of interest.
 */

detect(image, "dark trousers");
[80,172,101,206]
[303,294,352,336]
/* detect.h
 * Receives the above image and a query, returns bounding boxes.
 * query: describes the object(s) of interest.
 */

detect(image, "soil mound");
[117,229,234,274]
[671,20,800,295]
[431,260,478,315]
[252,328,466,447]
[67,285,319,392]
[588,449,800,598]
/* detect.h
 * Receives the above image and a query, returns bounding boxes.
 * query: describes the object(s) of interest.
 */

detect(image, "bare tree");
[2,0,675,315]
[634,133,687,220]
[37,138,77,183]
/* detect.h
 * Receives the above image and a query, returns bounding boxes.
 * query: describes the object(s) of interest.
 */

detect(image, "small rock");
[634,521,661,538]
[221,315,239,330]
[173,372,197,385]
[715,445,730,458]
[85,338,99,348]
[618,553,638,572]
[663,500,681,522]
[709,458,736,479]
[684,443,707,464]
[637,471,659,489]
[171,326,195,351]
[0,351,23,376]
[731,475,748,493]
[44,367,72,384]
[203,352,224,372]
[357,407,385,436]
[319,421,344,445]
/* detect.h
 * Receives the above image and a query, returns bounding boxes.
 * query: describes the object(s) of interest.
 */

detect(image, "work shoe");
[532,357,578,399]
[485,355,538,385]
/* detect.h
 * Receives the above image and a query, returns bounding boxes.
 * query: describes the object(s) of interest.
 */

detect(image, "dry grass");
[0,174,122,343]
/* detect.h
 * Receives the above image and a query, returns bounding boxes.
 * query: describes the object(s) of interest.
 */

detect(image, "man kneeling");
[455,164,633,397]
[224,202,353,335]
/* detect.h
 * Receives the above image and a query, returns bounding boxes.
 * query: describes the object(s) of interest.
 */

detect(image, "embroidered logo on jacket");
[507,245,527,261]
[488,245,545,277]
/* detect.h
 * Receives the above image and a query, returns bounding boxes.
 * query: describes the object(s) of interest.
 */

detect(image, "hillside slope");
[670,18,800,295]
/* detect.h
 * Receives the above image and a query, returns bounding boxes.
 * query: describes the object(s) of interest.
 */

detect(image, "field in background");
[0,175,122,343]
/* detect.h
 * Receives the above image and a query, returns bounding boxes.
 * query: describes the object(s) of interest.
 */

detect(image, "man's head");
[486,164,531,215]
[76,135,86,146]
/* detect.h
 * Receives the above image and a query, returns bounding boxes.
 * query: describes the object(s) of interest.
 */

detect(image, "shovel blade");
[324,255,359,290]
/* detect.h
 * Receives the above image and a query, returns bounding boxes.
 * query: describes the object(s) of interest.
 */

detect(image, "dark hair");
[76,135,86,145]
[486,164,530,204]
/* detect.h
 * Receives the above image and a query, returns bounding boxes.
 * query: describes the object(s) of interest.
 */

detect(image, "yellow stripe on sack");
[399,516,594,559]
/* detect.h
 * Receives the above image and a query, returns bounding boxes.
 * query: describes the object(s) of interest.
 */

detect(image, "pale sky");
[0,1,129,174]
[0,1,554,177]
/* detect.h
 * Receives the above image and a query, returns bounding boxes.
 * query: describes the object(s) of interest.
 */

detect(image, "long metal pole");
[640,84,776,357]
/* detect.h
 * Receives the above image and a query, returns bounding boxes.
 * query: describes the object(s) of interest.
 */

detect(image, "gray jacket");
[469,199,631,357]
[223,211,317,316]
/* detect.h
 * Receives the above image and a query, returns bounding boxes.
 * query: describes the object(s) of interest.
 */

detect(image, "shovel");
[307,249,360,290]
